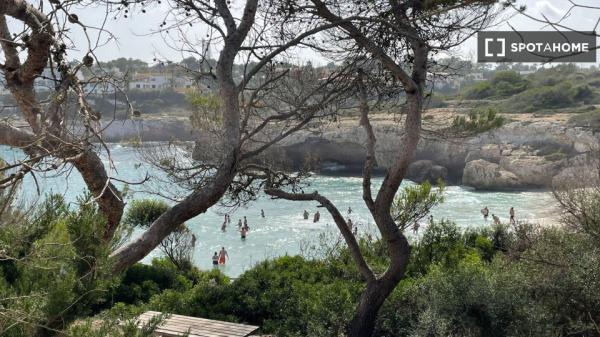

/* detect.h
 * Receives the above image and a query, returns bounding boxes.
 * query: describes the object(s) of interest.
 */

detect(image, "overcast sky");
[28,0,600,65]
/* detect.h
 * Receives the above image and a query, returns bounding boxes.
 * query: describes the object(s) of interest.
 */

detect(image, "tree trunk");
[348,277,400,337]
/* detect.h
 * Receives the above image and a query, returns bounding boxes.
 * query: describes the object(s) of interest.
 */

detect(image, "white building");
[129,74,171,90]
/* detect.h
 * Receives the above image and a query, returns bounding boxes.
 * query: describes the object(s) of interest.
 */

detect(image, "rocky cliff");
[226,119,599,190]
[108,115,598,190]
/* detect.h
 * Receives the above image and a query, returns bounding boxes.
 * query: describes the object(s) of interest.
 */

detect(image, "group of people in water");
[216,206,358,266]
[214,210,265,266]
[221,211,264,239]
[481,206,517,225]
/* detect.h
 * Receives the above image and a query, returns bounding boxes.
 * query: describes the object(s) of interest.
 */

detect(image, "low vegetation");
[461,65,600,114]
[450,107,506,134]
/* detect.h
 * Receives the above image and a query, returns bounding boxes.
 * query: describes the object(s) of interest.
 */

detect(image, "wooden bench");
[136,311,259,337]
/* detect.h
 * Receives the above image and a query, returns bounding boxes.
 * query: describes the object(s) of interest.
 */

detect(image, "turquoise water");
[1,144,559,276]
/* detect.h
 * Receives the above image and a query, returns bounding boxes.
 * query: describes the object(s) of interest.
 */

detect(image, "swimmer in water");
[212,252,219,267]
[218,247,228,265]
[481,206,489,221]
[303,210,309,220]
[509,207,515,224]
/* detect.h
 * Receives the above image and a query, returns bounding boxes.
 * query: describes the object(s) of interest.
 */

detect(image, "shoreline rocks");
[95,117,598,190]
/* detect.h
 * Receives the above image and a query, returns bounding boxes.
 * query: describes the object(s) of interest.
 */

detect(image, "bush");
[0,194,119,336]
[147,255,359,337]
[450,107,506,134]
[463,71,528,99]
[123,199,169,228]
[113,257,227,305]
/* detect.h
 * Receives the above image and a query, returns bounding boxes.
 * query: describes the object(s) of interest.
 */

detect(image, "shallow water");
[1,144,559,277]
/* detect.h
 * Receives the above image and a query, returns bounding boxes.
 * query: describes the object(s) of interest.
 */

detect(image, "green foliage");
[0,193,119,336]
[392,180,445,228]
[464,81,495,99]
[122,199,195,271]
[145,256,359,337]
[65,304,162,337]
[186,92,223,130]
[464,71,528,99]
[113,257,219,305]
[451,107,506,133]
[123,199,169,228]
[461,65,600,113]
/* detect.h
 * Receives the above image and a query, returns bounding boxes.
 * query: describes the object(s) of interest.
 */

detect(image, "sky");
[8,0,600,65]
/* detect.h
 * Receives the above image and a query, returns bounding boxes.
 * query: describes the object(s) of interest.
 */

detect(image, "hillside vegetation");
[461,65,600,114]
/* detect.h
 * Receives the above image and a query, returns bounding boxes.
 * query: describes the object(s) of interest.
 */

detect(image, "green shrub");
[123,199,169,228]
[463,71,528,99]
[0,194,119,336]
[451,107,506,134]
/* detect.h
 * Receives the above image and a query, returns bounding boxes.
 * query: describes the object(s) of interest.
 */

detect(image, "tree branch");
[265,187,376,282]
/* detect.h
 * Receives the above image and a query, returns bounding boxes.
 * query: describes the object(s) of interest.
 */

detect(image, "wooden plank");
[136,311,259,337]
[138,313,257,334]
[151,315,257,334]
[141,311,258,332]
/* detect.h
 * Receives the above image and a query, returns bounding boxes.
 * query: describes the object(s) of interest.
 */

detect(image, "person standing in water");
[221,220,226,232]
[238,219,242,228]
[481,206,489,221]
[347,218,353,231]
[492,214,501,225]
[261,209,265,218]
[303,210,309,220]
[509,207,515,224]
[240,226,248,240]
[243,216,248,227]
[313,210,320,223]
[218,247,228,265]
[212,252,219,267]
[348,207,353,214]
[413,221,420,234]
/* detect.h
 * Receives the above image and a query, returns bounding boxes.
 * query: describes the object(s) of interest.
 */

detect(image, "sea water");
[1,144,559,277]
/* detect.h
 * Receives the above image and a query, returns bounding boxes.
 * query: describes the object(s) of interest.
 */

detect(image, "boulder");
[407,160,448,183]
[499,156,561,187]
[462,159,522,190]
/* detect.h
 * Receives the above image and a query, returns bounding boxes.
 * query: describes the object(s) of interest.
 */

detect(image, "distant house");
[129,74,171,90]
[173,76,196,93]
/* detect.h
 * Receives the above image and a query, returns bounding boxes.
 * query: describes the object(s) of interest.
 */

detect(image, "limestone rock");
[462,159,522,190]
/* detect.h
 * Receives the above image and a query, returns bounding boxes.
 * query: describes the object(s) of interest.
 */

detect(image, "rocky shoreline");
[96,117,598,190]
[238,119,598,190]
